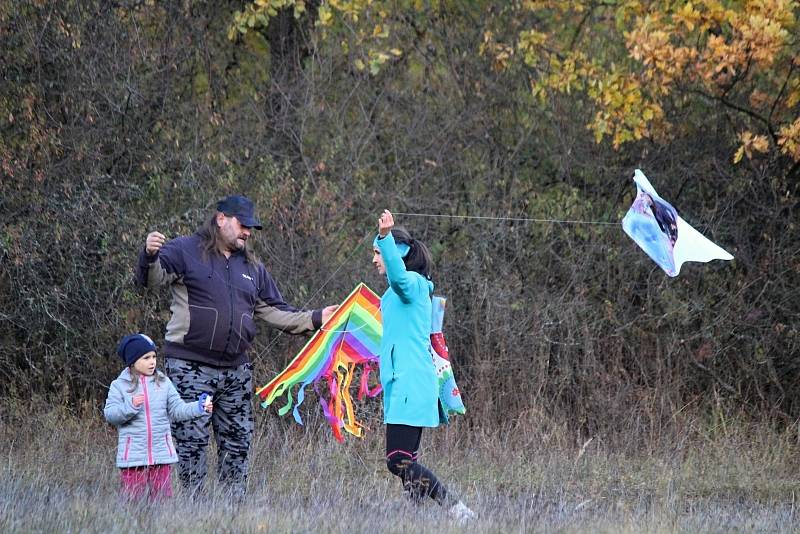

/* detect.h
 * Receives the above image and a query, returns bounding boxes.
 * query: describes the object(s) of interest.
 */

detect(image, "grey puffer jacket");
[104,368,204,468]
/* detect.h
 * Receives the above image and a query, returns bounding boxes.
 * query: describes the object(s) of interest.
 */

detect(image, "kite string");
[392,211,619,226]
[207,228,374,406]
[234,228,374,387]
[292,228,376,316]
[218,209,614,400]
[251,210,615,371]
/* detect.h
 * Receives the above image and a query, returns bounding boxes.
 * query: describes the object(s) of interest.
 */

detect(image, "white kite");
[622,169,733,276]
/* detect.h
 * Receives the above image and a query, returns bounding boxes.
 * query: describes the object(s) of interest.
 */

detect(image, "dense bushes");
[1,1,797,439]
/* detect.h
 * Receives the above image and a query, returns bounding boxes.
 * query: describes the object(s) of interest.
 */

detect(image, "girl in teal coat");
[373,210,474,521]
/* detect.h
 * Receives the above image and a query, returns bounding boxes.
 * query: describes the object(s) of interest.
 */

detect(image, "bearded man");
[136,194,336,498]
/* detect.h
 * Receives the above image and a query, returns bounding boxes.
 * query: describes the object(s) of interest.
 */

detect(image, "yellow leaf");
[751,135,769,153]
[319,6,332,25]
[733,145,745,164]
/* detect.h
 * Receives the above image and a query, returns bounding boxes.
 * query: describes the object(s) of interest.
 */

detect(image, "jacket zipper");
[142,377,153,465]
[223,257,234,354]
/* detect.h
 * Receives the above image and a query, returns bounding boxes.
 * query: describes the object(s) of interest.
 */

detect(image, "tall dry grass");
[1,398,798,533]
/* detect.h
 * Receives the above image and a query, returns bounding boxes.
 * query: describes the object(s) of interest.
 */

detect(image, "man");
[136,194,336,498]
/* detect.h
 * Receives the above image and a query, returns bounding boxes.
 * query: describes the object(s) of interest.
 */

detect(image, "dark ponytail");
[390,227,433,279]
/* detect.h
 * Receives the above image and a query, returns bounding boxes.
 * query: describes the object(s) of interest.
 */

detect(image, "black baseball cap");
[216,195,263,229]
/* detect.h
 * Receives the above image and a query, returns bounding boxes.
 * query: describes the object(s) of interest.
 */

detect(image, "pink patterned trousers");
[120,464,173,500]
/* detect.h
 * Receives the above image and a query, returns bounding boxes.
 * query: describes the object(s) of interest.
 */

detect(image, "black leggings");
[385,424,451,505]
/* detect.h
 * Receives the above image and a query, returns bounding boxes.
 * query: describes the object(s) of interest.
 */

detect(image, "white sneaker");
[448,500,476,523]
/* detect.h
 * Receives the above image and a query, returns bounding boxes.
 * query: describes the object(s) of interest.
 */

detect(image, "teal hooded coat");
[376,233,440,427]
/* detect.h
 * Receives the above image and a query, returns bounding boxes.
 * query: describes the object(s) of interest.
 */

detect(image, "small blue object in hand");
[197,393,210,413]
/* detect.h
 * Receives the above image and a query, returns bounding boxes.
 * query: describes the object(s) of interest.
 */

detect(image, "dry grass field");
[1,399,798,533]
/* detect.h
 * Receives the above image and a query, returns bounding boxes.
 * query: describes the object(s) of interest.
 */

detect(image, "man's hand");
[321,305,339,325]
[145,231,166,256]
[132,394,144,408]
[378,209,394,237]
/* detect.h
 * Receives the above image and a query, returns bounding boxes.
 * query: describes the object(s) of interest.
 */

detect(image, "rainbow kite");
[257,283,383,442]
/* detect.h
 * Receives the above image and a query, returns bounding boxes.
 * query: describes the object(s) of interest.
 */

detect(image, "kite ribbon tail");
[358,363,370,400]
[277,388,294,417]
[258,380,286,408]
[359,361,383,398]
[367,362,383,397]
[330,372,346,442]
[341,362,363,438]
[317,395,343,442]
[319,375,344,442]
[292,382,311,425]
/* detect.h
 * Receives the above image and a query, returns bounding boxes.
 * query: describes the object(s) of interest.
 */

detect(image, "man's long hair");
[196,212,258,264]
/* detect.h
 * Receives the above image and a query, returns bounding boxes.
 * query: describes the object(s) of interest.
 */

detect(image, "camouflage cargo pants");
[165,358,254,499]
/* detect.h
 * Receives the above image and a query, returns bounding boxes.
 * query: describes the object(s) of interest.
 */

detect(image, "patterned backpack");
[430,296,466,421]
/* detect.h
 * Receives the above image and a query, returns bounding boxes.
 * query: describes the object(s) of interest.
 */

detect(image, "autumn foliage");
[1,1,798,441]
[234,0,800,164]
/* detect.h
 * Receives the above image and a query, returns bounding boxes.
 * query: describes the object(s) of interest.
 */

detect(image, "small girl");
[372,210,475,521]
[104,333,212,500]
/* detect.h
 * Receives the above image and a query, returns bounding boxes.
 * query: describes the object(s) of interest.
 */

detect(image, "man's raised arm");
[136,231,183,288]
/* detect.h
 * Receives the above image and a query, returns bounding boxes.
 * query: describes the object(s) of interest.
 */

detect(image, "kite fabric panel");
[430,296,466,418]
[622,169,733,276]
[256,283,383,442]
